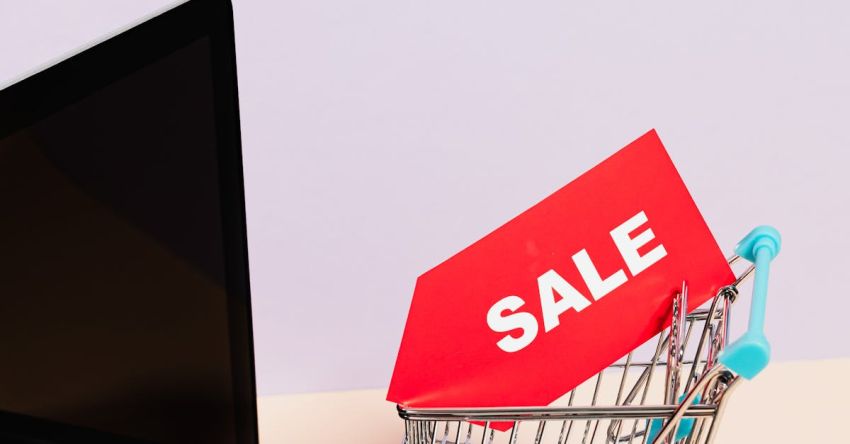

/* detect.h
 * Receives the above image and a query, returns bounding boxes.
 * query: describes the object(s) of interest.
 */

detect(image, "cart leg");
[509,421,520,444]
[651,366,725,444]
[703,376,741,444]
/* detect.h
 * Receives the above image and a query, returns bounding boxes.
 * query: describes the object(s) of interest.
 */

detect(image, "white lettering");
[486,295,539,353]
[571,248,627,300]
[538,269,591,333]
[486,210,667,352]
[610,211,667,276]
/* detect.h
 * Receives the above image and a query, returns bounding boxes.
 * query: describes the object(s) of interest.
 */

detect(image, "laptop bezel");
[0,1,258,442]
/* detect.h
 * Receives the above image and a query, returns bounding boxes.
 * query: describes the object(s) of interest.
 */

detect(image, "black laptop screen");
[0,35,241,444]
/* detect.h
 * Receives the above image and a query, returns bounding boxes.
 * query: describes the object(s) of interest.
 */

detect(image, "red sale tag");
[387,130,734,413]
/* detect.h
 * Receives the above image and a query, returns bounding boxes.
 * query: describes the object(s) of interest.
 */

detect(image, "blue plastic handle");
[717,226,781,379]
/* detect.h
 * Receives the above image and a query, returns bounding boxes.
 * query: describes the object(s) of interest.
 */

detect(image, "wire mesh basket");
[398,227,780,444]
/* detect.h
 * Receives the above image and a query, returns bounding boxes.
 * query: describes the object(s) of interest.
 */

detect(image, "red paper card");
[387,130,733,412]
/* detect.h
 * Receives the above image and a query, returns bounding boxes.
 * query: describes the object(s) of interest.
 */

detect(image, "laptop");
[0,1,257,443]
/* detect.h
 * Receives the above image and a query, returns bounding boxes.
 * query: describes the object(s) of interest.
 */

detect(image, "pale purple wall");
[2,0,849,396]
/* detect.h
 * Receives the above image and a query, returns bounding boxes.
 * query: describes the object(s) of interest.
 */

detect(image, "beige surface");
[257,358,850,443]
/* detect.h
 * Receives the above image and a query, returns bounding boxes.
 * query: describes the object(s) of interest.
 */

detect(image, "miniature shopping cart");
[398,226,781,444]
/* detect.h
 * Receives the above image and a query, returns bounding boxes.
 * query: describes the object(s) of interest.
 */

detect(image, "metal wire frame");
[398,258,755,444]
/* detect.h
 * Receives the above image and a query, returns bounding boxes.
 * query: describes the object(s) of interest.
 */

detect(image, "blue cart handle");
[717,226,781,379]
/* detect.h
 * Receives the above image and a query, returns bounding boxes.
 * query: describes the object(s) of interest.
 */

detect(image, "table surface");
[257,358,849,443]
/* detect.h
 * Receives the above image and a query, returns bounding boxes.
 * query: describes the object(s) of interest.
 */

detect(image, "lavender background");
[2,0,848,396]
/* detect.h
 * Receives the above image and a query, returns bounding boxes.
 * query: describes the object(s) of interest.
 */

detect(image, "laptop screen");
[0,3,254,443]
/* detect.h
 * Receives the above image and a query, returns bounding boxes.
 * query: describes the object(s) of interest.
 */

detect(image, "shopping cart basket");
[398,226,781,444]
